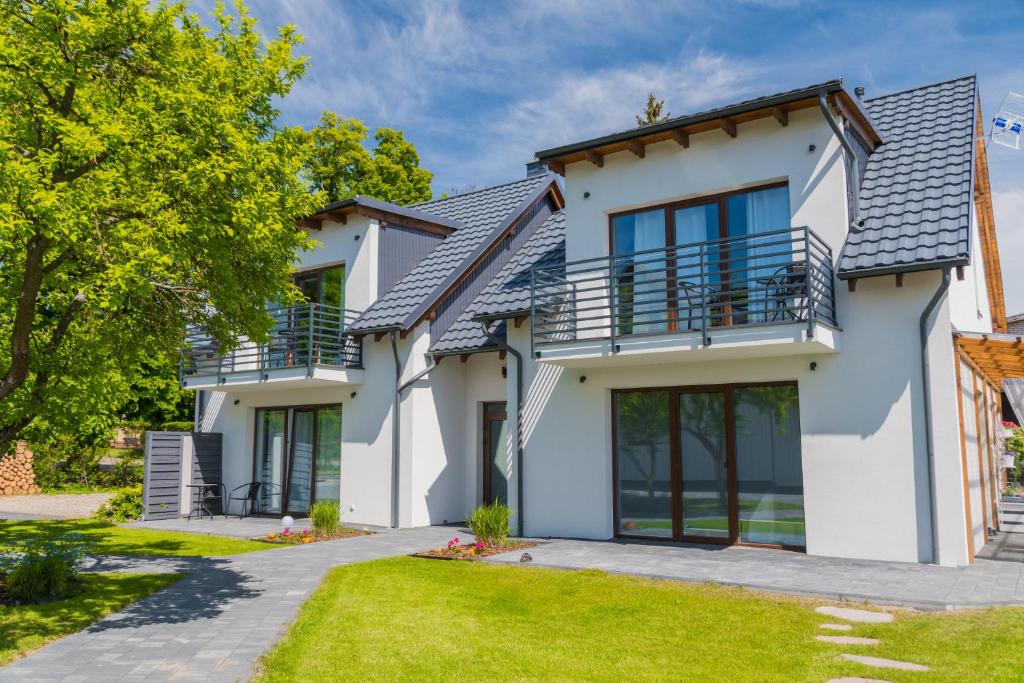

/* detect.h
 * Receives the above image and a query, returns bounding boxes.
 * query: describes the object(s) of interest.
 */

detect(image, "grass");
[257,557,1024,682]
[0,572,180,666]
[0,519,274,557]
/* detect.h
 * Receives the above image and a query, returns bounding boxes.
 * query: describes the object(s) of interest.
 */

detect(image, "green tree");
[301,111,432,204]
[635,92,671,126]
[0,0,319,453]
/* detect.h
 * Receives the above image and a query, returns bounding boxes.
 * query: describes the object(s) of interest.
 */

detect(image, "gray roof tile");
[347,174,553,333]
[431,210,566,354]
[838,75,976,276]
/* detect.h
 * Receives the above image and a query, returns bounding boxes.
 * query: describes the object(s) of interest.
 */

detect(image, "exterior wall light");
[579,375,587,383]
[583,191,590,199]
[808,144,816,153]
[350,391,357,398]
[810,361,818,371]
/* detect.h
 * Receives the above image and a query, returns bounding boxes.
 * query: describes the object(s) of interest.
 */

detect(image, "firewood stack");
[0,441,41,495]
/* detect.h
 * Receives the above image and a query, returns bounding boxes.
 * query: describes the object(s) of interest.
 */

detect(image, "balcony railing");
[531,226,836,354]
[180,303,363,382]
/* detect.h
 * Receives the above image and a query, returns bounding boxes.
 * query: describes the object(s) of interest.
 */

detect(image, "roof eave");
[838,256,970,281]
[535,80,846,162]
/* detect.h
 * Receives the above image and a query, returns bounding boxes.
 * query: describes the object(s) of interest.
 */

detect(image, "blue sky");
[201,0,1024,312]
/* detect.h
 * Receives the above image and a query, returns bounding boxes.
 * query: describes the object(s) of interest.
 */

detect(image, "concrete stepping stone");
[820,623,853,631]
[815,635,880,645]
[841,654,930,672]
[816,606,895,623]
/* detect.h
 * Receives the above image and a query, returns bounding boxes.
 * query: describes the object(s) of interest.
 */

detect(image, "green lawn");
[0,519,274,556]
[0,573,180,666]
[257,557,1023,682]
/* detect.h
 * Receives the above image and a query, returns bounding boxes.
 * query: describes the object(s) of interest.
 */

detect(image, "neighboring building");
[1009,312,1024,335]
[185,74,1020,567]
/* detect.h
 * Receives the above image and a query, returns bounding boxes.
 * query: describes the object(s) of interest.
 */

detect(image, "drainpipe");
[480,320,525,538]
[818,90,861,226]
[389,329,440,529]
[920,267,952,564]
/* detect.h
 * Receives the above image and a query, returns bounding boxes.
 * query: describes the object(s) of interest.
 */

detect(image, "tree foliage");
[0,0,319,452]
[635,92,671,126]
[300,111,432,205]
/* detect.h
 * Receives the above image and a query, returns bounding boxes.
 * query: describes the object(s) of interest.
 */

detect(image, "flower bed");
[256,527,372,545]
[413,536,538,561]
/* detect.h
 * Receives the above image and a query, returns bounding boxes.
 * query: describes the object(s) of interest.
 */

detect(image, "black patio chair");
[228,482,262,519]
[187,482,225,521]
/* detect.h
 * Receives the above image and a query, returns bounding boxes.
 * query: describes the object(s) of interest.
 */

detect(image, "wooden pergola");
[954,332,1024,385]
[951,331,1024,562]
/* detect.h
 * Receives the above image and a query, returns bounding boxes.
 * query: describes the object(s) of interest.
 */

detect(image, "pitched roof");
[347,174,556,333]
[838,75,977,277]
[430,210,566,354]
[308,195,463,231]
[535,79,882,165]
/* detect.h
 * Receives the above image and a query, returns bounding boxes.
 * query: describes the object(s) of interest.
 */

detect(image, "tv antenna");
[990,91,1024,150]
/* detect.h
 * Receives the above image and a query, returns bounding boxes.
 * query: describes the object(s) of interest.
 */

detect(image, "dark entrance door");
[482,402,508,506]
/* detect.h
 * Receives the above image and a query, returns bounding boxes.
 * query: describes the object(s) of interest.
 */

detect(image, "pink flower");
[475,542,485,550]
[282,529,291,535]
[302,529,310,534]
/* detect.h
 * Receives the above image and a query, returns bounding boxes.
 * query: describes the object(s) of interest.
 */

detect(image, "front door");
[614,383,805,549]
[254,405,342,517]
[482,402,508,506]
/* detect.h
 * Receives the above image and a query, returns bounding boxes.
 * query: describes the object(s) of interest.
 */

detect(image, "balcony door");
[610,183,791,335]
[613,383,805,549]
[290,265,346,366]
[254,405,342,516]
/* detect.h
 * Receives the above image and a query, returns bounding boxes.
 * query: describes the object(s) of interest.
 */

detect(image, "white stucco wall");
[297,215,379,313]
[948,203,993,333]
[511,268,970,565]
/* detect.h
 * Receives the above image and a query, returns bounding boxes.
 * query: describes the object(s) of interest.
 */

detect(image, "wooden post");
[953,350,976,563]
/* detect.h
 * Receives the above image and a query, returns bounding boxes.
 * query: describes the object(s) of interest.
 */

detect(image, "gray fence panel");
[143,432,183,520]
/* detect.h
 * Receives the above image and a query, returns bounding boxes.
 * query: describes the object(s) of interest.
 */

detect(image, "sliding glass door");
[614,383,805,548]
[254,405,342,516]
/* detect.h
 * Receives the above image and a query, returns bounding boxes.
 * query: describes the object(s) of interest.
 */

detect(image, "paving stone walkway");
[0,525,464,682]
[0,492,113,520]
[486,538,1024,609]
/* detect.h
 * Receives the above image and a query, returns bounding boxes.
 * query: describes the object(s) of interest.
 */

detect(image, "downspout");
[389,329,440,529]
[481,320,525,538]
[818,90,861,226]
[920,267,952,564]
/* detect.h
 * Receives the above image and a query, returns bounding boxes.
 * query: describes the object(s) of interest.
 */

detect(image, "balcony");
[530,227,839,367]
[180,304,364,391]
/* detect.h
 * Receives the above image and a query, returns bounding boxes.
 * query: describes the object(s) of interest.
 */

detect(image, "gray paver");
[816,606,896,623]
[0,525,463,683]
[485,538,1024,609]
[820,623,854,631]
[815,635,881,645]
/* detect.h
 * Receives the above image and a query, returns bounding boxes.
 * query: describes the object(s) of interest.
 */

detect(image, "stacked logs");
[0,442,41,495]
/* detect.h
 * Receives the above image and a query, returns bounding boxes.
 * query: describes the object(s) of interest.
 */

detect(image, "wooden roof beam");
[545,159,565,175]
[772,107,789,127]
[721,118,737,138]
[585,150,604,168]
[627,140,645,158]
[671,130,690,148]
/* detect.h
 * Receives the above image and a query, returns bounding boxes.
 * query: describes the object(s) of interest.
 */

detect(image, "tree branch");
[0,233,47,401]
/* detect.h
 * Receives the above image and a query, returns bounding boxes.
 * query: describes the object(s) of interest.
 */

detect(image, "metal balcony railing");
[180,304,363,382]
[530,226,836,354]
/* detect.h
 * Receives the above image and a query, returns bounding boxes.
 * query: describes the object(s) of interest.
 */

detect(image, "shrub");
[94,487,144,523]
[159,421,194,433]
[0,535,91,603]
[467,501,511,545]
[310,500,340,535]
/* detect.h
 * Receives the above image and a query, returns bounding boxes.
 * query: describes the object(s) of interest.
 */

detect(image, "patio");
[486,537,1024,610]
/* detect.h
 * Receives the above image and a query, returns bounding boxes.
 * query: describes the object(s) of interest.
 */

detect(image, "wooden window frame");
[611,380,805,552]
[607,181,789,331]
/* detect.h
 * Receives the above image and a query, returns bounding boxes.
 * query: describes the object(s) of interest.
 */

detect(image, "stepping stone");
[841,654,930,672]
[816,606,895,623]
[815,635,880,645]
[820,623,853,631]
[827,678,893,682]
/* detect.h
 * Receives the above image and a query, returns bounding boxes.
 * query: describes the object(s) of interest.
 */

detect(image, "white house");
[185,74,1018,567]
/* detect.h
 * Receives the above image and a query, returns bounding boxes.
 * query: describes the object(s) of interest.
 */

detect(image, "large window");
[610,183,792,334]
[253,405,342,516]
[613,383,805,548]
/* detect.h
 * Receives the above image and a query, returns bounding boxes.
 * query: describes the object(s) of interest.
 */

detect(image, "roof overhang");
[534,80,883,174]
[955,332,1024,385]
[297,196,462,236]
[837,256,970,281]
